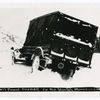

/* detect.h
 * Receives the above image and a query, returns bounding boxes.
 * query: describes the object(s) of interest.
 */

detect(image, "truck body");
[13,11,98,77]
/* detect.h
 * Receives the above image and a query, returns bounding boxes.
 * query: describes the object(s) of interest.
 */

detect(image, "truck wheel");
[31,56,40,73]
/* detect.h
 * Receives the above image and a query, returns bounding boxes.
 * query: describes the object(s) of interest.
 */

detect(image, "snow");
[51,50,64,57]
[0,49,100,87]
[78,58,89,64]
[55,33,92,47]
[0,27,24,51]
[65,55,77,61]
[64,16,80,24]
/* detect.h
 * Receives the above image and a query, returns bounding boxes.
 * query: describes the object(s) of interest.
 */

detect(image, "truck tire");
[31,47,45,72]
[31,56,40,73]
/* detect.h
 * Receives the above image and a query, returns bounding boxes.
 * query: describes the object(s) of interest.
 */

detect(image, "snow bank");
[0,50,100,87]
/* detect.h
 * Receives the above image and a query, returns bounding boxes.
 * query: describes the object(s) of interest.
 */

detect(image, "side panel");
[24,13,58,46]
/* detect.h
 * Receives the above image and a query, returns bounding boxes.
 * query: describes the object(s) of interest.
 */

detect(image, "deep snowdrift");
[0,27,100,87]
[0,50,100,87]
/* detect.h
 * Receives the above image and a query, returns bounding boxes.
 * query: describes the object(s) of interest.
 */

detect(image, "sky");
[0,3,100,41]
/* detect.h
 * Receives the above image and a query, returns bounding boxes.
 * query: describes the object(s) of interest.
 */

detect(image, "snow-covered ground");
[0,49,100,87]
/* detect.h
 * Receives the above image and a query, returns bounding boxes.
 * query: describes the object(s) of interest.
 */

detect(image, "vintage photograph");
[0,2,100,92]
